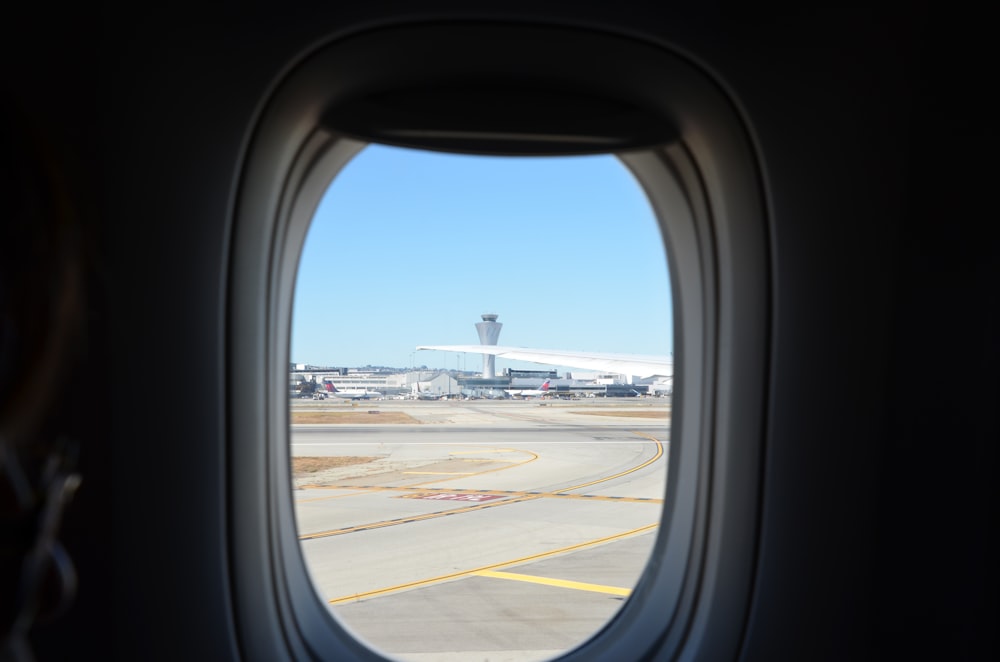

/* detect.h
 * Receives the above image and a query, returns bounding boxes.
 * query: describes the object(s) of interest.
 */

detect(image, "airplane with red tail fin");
[505,378,552,399]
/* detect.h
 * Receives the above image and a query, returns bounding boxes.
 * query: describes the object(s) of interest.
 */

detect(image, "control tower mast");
[475,313,503,378]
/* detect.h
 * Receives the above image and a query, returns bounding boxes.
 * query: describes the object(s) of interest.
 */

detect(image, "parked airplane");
[412,383,446,400]
[5,5,994,662]
[505,378,552,398]
[323,381,382,400]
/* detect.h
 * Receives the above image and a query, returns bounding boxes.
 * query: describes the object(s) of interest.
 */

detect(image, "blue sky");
[291,144,672,373]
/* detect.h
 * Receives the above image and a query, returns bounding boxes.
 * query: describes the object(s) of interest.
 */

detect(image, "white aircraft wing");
[416,344,672,378]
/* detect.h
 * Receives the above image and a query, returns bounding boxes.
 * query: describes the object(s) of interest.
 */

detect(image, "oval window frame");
[227,22,769,661]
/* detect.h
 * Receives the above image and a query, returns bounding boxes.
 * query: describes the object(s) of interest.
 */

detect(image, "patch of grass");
[292,456,379,475]
[291,411,420,424]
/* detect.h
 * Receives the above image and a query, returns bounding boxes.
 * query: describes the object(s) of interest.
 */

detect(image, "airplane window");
[289,144,672,661]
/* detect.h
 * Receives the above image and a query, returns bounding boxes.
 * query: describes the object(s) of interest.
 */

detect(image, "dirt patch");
[291,411,420,424]
[571,410,671,419]
[292,456,379,476]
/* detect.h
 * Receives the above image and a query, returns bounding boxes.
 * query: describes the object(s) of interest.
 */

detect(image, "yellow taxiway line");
[402,471,477,475]
[296,447,537,502]
[473,570,632,596]
[299,494,543,540]
[328,522,658,605]
[299,434,664,538]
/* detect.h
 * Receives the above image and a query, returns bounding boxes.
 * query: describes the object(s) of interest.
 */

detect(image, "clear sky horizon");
[291,144,672,374]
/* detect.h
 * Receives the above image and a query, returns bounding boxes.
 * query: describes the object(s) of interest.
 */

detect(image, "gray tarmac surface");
[291,398,670,662]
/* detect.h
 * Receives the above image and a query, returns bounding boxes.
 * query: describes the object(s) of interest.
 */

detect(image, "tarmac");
[291,398,670,661]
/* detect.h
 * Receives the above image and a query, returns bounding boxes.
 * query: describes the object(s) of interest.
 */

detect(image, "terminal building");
[290,313,663,399]
[290,367,461,399]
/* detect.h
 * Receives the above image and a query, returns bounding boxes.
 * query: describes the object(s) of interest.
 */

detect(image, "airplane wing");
[416,345,672,378]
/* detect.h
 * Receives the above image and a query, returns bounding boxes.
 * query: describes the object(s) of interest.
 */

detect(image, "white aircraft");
[322,381,382,400]
[506,378,552,398]
[416,345,673,389]
[412,383,446,400]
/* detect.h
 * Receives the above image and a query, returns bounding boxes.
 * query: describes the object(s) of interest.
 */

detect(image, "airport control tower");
[475,313,503,378]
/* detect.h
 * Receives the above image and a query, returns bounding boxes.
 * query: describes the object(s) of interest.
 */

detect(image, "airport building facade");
[289,313,668,399]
